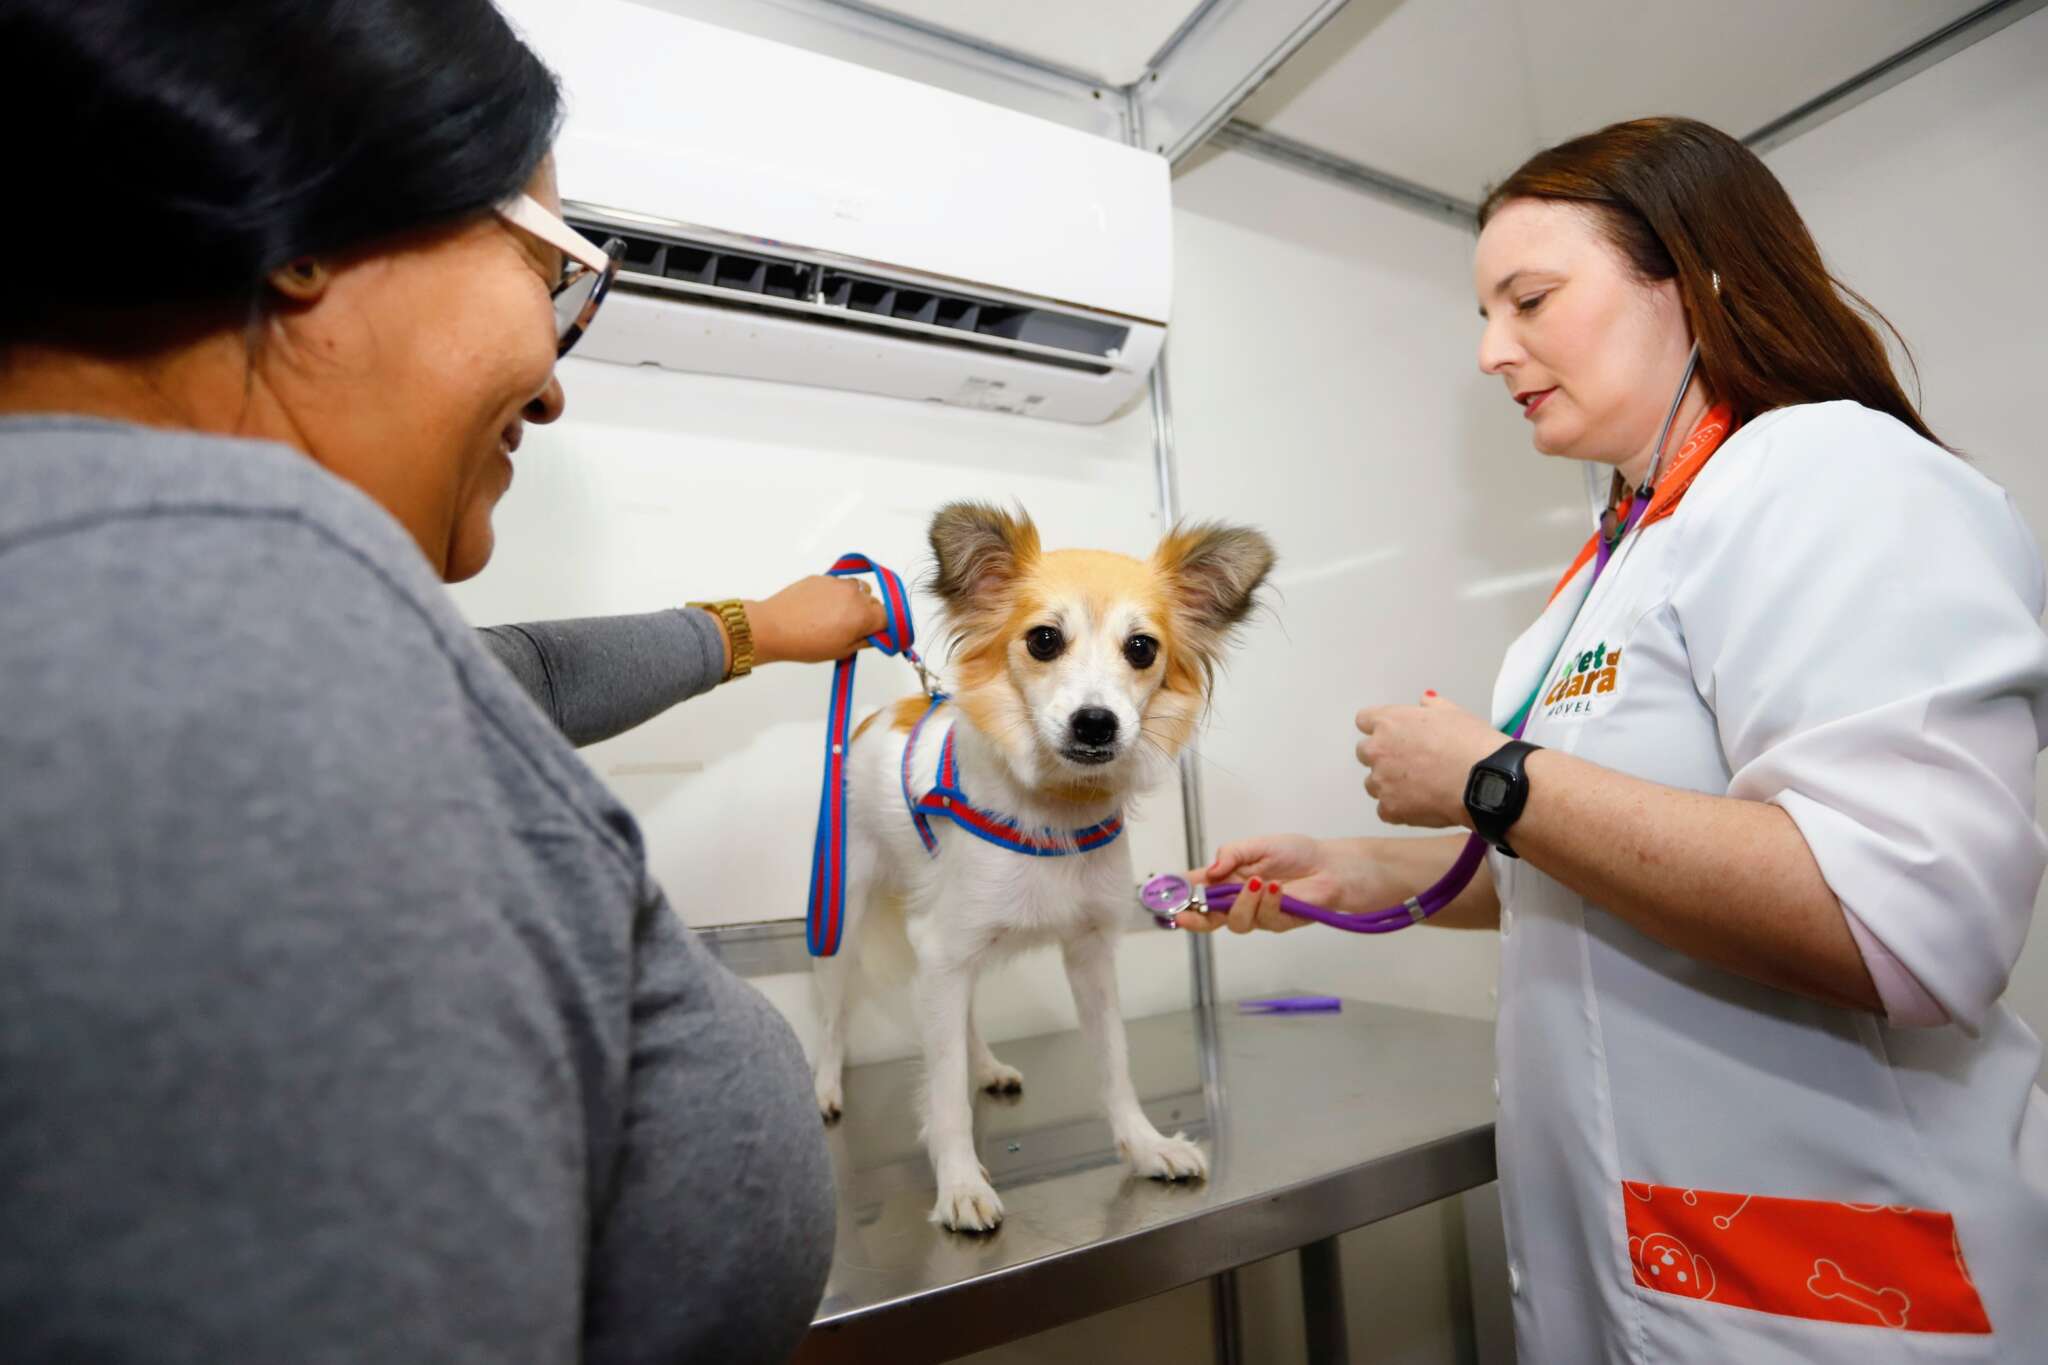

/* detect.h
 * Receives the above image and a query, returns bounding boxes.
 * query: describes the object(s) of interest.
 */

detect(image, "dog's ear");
[1152,522,1275,686]
[928,501,1041,607]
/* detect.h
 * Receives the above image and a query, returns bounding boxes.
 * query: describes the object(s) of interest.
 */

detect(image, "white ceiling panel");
[852,0,1207,85]
[1235,0,1981,201]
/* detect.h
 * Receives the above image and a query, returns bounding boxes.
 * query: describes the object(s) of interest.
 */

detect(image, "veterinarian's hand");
[743,575,891,666]
[1175,834,1348,933]
[1354,693,1506,829]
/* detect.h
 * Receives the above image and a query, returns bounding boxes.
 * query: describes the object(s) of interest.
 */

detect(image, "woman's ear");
[1152,521,1276,640]
[267,257,330,304]
[927,501,1041,608]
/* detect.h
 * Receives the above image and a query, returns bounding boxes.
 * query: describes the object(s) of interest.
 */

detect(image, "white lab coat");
[1488,401,2048,1362]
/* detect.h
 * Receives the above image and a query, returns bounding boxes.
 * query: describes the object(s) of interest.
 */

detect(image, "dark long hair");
[1,0,561,349]
[1479,117,1945,449]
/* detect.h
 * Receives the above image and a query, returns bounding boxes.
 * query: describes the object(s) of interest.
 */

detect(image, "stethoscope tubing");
[1192,831,1491,933]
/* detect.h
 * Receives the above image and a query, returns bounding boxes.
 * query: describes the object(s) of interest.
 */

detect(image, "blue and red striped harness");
[898,695,1125,859]
[805,553,1125,957]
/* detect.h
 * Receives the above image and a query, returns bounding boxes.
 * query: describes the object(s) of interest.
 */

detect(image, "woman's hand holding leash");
[722,574,891,668]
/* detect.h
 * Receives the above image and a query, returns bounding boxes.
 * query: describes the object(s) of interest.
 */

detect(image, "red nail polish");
[1247,877,1262,892]
[1424,689,1438,699]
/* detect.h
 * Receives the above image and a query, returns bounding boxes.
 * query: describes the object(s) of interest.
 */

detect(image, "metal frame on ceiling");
[787,0,1111,88]
[762,0,2047,229]
[1211,118,1481,224]
[1200,0,2048,227]
[1743,0,2046,151]
[753,0,1365,152]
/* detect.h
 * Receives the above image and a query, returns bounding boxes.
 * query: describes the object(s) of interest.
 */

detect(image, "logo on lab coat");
[1541,640,1622,721]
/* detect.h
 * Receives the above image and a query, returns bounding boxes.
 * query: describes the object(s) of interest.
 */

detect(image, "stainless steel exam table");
[792,998,1498,1364]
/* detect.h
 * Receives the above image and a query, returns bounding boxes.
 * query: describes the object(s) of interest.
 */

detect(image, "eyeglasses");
[496,193,624,358]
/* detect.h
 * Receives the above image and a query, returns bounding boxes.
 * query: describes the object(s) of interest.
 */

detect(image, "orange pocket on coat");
[1621,1181,1991,1334]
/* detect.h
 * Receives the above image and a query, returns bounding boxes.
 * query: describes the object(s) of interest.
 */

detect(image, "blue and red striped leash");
[806,553,927,957]
[806,553,1126,956]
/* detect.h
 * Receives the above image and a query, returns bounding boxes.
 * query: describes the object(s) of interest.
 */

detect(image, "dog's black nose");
[1070,707,1119,747]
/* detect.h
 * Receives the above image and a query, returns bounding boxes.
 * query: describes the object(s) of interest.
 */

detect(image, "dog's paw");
[1122,1130,1208,1182]
[931,1176,1005,1233]
[814,1075,843,1124]
[976,1059,1024,1094]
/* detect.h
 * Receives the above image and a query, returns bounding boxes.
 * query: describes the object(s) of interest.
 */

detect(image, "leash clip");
[905,648,942,700]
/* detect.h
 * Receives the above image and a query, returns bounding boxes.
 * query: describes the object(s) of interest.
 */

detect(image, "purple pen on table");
[1238,995,1342,1015]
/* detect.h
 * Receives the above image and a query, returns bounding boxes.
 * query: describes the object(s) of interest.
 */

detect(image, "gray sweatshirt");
[0,417,834,1364]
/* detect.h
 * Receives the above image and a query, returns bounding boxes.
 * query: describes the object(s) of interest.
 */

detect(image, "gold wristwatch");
[688,599,754,681]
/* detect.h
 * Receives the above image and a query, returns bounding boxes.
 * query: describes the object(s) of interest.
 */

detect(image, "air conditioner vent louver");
[569,216,1131,366]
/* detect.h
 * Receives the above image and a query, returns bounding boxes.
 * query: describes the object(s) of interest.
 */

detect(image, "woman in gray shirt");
[0,2,873,1360]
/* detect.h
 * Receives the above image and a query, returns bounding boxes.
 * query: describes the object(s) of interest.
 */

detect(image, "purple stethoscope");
[1139,842,1490,934]
[1140,344,1701,935]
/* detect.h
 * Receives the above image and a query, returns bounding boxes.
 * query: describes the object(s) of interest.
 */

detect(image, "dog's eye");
[1123,634,1159,670]
[1024,625,1065,661]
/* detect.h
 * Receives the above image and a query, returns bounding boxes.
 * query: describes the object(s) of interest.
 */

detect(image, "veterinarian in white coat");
[1186,118,2048,1362]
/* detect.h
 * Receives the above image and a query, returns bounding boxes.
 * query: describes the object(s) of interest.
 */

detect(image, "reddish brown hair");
[1479,117,1945,449]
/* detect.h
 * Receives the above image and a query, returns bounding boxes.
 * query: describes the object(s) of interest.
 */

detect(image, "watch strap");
[688,599,754,681]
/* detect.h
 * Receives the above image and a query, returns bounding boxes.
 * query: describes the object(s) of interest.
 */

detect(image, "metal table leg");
[1300,1234,1349,1364]
[1211,1267,1244,1364]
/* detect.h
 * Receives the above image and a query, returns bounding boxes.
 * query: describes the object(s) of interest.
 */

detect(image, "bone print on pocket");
[1808,1258,1910,1329]
[1620,1182,1990,1334]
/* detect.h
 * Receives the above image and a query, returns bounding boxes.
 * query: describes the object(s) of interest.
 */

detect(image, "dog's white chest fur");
[866,715,1132,952]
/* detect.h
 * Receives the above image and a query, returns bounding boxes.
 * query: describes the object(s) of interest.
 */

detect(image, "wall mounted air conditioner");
[497,0,1171,424]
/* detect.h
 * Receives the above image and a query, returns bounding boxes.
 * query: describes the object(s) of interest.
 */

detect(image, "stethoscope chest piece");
[1138,872,1196,928]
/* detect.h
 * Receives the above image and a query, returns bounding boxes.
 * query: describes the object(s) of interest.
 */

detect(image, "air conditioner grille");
[568,216,1129,361]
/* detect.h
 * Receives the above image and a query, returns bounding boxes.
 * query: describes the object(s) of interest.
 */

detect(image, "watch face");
[1473,771,1511,810]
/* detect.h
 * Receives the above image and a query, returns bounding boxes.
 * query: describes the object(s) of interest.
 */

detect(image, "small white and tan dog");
[810,501,1274,1232]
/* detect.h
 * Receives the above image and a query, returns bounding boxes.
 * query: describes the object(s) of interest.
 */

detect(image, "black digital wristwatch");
[1464,740,1541,858]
